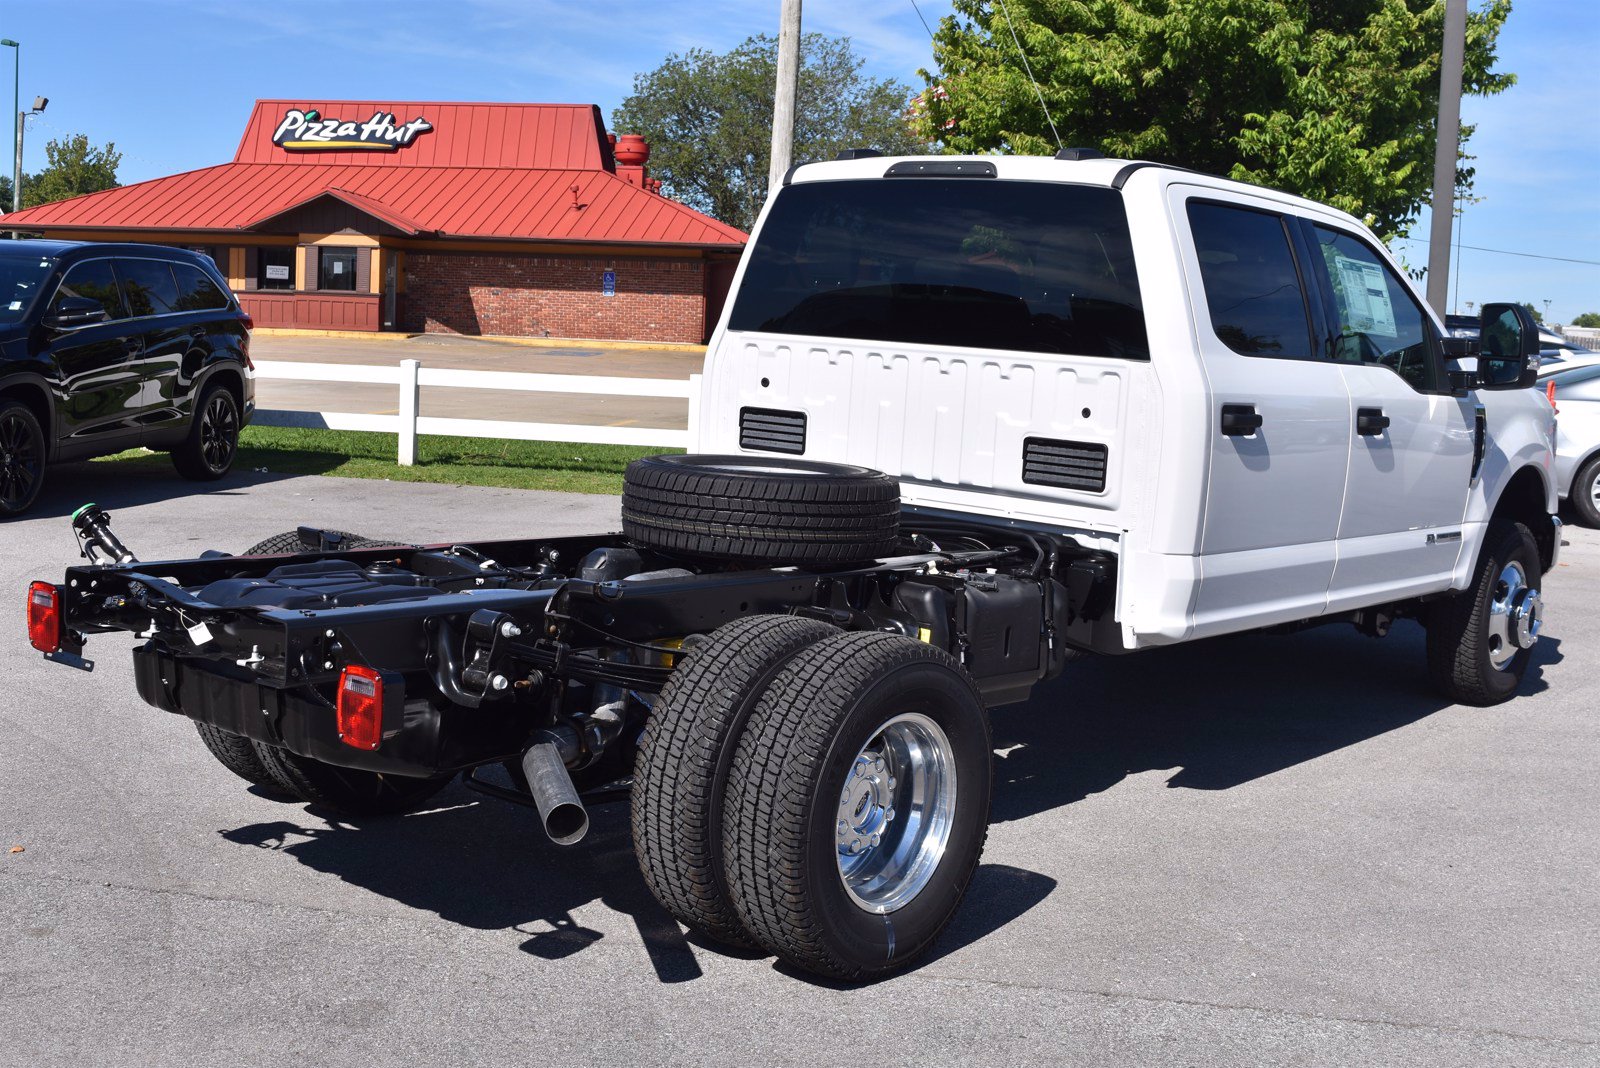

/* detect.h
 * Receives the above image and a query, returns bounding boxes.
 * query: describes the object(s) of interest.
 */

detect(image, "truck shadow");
[24,460,340,521]
[216,618,1556,984]
[990,620,1563,823]
[220,784,1055,986]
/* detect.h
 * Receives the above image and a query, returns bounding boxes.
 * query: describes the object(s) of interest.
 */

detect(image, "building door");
[383,252,398,329]
[1169,186,1352,639]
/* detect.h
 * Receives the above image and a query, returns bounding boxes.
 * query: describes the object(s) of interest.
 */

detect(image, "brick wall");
[402,251,708,343]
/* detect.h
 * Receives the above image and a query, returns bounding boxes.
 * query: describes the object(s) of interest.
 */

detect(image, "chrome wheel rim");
[0,411,41,509]
[1589,469,1600,512]
[200,393,238,472]
[1487,560,1540,670]
[835,711,957,914]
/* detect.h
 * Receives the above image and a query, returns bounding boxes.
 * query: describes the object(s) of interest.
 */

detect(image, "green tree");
[1569,312,1600,328]
[23,134,121,208]
[614,34,923,231]
[915,0,1513,237]
[1521,302,1544,325]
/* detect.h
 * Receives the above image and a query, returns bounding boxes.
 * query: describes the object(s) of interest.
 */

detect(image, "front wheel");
[0,399,47,517]
[1427,521,1544,706]
[172,384,240,481]
[721,632,991,980]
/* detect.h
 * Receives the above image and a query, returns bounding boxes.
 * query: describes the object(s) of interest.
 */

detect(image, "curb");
[252,329,424,340]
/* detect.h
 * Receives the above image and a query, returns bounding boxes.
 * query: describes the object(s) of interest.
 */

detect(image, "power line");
[994,0,1062,150]
[1393,237,1600,267]
[910,0,935,38]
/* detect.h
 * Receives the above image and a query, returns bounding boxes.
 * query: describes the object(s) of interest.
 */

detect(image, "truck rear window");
[729,179,1148,359]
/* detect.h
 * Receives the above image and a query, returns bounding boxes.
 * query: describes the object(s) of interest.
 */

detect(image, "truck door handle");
[1356,407,1390,436]
[1220,403,1263,436]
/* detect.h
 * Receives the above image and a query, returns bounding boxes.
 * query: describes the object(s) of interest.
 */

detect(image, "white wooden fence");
[251,358,700,464]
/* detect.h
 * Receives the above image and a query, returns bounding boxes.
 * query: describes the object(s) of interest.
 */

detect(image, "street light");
[15,94,45,216]
[0,40,15,219]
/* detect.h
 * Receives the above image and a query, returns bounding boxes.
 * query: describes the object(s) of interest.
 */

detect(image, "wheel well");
[1492,465,1554,571]
[203,367,244,409]
[0,380,53,446]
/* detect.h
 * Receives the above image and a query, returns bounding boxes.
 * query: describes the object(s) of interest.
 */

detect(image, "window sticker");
[1333,255,1397,338]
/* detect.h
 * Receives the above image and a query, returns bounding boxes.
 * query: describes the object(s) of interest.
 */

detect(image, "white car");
[1539,361,1600,525]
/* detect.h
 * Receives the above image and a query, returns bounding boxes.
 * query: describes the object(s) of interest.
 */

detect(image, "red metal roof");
[1,101,746,248]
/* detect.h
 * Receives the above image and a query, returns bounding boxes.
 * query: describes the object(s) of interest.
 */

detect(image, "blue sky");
[3,0,1595,321]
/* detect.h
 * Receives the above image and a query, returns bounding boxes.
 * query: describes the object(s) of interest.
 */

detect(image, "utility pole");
[768,0,802,195]
[1425,0,1467,318]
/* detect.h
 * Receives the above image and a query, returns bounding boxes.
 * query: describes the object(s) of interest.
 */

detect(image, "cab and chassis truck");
[26,154,1558,981]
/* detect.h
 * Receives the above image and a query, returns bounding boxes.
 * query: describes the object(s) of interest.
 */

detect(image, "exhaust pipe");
[521,730,589,845]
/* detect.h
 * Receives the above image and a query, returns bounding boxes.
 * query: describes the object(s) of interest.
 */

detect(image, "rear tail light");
[336,665,383,750]
[27,581,61,654]
[238,311,254,332]
[1546,380,1558,413]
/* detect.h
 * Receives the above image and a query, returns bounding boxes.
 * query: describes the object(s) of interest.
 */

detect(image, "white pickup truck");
[704,151,1558,699]
[32,152,1557,983]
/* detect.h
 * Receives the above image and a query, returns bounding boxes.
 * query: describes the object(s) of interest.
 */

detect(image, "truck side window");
[1185,201,1315,359]
[1309,225,1438,392]
[53,260,127,321]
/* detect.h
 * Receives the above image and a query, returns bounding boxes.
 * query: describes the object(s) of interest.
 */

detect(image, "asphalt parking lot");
[2,464,1597,1067]
[250,333,701,434]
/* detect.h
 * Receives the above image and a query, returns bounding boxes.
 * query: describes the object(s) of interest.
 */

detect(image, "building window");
[320,247,358,292]
[259,247,294,291]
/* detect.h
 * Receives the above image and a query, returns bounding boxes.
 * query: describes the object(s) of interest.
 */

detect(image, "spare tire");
[622,454,899,565]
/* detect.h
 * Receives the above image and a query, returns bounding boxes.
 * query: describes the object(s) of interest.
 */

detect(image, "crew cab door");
[1170,188,1351,637]
[1297,221,1475,607]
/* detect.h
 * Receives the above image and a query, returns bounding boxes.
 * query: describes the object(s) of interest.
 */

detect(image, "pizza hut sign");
[272,108,434,152]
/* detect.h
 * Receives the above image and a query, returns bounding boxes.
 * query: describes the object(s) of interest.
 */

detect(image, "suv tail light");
[237,311,254,332]
[1546,380,1558,414]
[27,581,61,654]
[336,665,384,750]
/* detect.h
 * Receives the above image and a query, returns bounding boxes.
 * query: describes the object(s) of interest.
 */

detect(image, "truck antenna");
[995,0,1063,151]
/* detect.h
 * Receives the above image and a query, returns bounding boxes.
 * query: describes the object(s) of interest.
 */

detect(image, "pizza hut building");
[0,100,747,343]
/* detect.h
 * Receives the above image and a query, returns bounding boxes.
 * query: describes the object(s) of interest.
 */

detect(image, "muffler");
[521,730,589,845]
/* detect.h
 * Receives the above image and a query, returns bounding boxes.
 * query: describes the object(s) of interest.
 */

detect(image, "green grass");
[93,426,678,494]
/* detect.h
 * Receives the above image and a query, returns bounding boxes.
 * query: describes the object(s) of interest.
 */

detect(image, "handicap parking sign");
[602,269,616,297]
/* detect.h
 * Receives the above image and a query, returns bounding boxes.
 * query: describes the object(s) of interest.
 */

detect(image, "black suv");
[0,240,254,516]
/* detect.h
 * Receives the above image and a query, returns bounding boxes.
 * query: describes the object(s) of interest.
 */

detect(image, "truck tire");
[1427,521,1544,707]
[193,723,284,792]
[1570,455,1600,528]
[251,743,454,817]
[621,454,899,565]
[0,398,47,518]
[242,530,411,555]
[722,632,991,980]
[171,383,241,481]
[632,613,837,948]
